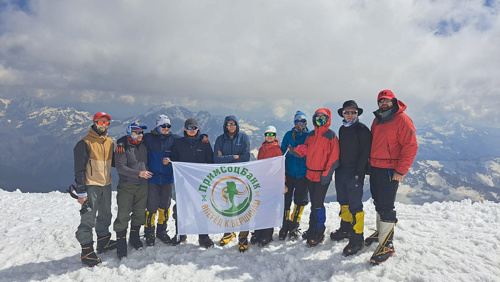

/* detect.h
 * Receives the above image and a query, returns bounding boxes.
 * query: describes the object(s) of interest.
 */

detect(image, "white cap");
[265,125,277,134]
[156,114,170,127]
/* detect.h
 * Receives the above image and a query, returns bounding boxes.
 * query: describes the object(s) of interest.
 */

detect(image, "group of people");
[73,89,418,267]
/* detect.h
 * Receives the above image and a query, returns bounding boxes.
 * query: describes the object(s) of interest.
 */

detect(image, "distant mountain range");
[1,96,499,204]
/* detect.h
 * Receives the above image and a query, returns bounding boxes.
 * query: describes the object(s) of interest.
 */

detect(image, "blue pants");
[146,182,173,213]
[335,166,365,214]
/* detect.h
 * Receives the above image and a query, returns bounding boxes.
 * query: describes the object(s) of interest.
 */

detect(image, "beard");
[379,104,392,111]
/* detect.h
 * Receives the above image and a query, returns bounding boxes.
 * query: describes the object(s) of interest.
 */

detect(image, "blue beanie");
[294,110,307,122]
[127,121,147,139]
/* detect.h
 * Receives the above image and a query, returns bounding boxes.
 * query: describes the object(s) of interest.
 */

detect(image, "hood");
[223,115,239,135]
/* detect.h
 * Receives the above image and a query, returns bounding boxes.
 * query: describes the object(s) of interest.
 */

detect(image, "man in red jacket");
[366,90,418,265]
[290,108,340,247]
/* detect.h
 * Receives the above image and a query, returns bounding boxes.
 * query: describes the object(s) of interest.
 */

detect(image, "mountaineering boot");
[306,208,326,247]
[157,208,171,244]
[278,220,290,241]
[343,211,365,256]
[250,232,259,245]
[289,204,305,240]
[219,232,236,246]
[330,205,353,241]
[288,221,300,241]
[302,209,314,240]
[81,242,102,267]
[129,225,143,250]
[258,237,273,247]
[156,223,171,244]
[144,227,155,246]
[257,228,273,247]
[238,236,249,253]
[370,220,396,265]
[343,232,364,256]
[170,234,187,246]
[330,220,352,241]
[306,231,325,247]
[96,233,117,253]
[278,209,290,240]
[198,234,214,248]
[116,229,127,259]
[144,210,156,246]
[365,212,381,246]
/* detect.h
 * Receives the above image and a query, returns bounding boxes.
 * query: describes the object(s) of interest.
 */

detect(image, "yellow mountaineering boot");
[343,211,365,256]
[219,232,236,246]
[144,210,157,246]
[288,204,305,240]
[330,205,352,241]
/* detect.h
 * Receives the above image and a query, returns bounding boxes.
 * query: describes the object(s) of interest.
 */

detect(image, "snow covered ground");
[0,189,498,282]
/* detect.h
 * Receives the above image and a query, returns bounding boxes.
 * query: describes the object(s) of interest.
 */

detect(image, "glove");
[200,134,210,144]
[295,144,308,157]
[115,142,124,154]
[320,175,331,186]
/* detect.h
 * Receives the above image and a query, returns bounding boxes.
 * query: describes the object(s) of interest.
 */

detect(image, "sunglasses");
[265,132,276,137]
[132,131,144,135]
[95,120,110,126]
[294,119,307,123]
[160,124,171,128]
[226,122,237,126]
[343,110,358,115]
[378,98,392,104]
[186,126,198,130]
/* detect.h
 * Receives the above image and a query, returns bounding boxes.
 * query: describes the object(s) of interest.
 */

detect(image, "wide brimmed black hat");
[337,100,363,117]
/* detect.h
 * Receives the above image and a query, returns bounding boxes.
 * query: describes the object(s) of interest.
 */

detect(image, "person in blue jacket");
[213,115,251,252]
[142,114,181,246]
[280,110,310,241]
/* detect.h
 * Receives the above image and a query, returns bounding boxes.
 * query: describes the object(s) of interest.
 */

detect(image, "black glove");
[320,175,331,186]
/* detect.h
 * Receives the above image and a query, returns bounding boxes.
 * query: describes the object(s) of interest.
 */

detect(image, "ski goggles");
[95,120,110,126]
[265,132,276,137]
[314,115,328,126]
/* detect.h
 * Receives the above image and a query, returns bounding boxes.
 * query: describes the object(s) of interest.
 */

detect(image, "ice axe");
[67,184,92,215]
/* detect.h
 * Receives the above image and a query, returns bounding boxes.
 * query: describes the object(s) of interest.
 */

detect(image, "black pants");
[369,167,399,222]
[284,174,309,210]
[335,166,365,214]
[307,180,329,209]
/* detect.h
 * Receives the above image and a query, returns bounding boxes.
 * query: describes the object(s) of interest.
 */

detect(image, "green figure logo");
[211,177,252,217]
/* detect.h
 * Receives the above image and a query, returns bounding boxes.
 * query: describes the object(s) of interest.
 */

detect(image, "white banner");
[172,156,285,235]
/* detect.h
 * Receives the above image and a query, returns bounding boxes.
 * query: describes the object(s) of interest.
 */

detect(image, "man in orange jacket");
[366,90,418,265]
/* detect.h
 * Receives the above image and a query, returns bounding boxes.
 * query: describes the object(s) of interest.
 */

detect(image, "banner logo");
[199,166,261,228]
[211,176,252,217]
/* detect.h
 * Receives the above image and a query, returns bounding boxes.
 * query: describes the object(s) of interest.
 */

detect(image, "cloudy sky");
[0,0,499,126]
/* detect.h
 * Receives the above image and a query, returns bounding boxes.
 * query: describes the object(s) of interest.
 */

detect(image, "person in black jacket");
[170,118,215,248]
[330,100,372,256]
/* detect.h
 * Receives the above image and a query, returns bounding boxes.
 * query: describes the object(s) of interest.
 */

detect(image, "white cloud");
[118,95,135,104]
[0,0,499,125]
